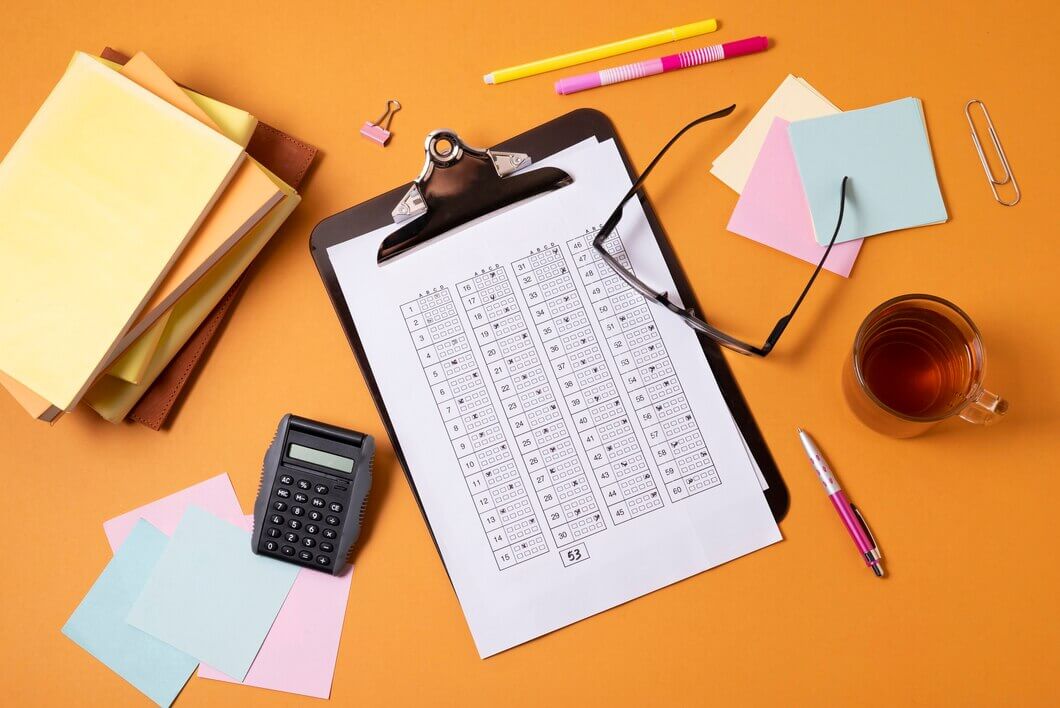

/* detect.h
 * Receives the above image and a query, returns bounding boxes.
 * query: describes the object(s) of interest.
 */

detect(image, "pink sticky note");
[197,516,353,699]
[727,117,863,277]
[103,473,244,552]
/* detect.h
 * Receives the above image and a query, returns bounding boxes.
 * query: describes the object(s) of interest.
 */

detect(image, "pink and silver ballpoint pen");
[798,428,885,577]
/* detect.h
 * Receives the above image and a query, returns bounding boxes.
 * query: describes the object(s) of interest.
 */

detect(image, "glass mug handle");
[959,389,1009,425]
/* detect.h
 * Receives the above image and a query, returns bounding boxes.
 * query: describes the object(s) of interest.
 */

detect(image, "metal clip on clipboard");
[377,129,573,263]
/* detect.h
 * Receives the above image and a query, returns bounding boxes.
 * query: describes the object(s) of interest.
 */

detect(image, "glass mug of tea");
[843,294,1008,437]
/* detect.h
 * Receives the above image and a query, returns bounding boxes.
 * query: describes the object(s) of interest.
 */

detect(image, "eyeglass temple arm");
[760,176,849,353]
[599,105,737,240]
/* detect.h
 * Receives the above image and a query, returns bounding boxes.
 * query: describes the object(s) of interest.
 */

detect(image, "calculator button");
[311,498,325,508]
[329,502,344,513]
[297,479,311,490]
[267,528,281,538]
[281,545,295,556]
[323,528,337,539]
[319,542,334,553]
[279,474,294,485]
[288,519,302,530]
[294,492,309,503]
[272,501,287,511]
[291,506,305,517]
[314,484,329,494]
[326,515,340,526]
[309,511,322,521]
[302,537,316,548]
[276,488,290,499]
[316,555,331,566]
[264,540,278,552]
[305,524,319,535]
[299,550,314,561]
[285,532,298,543]
[269,514,284,525]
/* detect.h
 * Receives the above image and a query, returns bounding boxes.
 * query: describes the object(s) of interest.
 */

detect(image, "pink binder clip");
[360,99,402,146]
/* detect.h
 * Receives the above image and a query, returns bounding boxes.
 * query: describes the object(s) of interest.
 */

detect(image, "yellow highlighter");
[483,19,719,85]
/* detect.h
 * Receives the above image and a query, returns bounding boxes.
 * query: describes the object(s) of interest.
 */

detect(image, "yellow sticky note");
[0,52,245,410]
[710,75,840,194]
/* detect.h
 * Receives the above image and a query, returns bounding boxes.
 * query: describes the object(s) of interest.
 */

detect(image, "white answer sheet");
[327,137,782,657]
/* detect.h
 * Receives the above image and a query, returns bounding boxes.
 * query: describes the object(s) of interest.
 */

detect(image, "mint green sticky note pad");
[126,505,299,681]
[62,520,197,707]
[789,97,948,244]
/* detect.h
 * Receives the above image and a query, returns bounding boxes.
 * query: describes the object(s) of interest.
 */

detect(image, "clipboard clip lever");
[379,129,573,263]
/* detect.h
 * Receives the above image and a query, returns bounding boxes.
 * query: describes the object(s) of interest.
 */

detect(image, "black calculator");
[252,414,374,575]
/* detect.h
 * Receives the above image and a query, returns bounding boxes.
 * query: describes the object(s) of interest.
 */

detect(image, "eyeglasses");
[593,105,849,357]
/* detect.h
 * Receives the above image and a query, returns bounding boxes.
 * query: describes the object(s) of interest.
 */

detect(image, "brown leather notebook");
[101,48,319,429]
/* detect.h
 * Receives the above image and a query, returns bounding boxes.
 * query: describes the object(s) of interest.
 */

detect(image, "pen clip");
[851,504,882,558]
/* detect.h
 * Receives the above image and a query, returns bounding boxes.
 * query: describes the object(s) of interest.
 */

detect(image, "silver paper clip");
[965,99,1020,206]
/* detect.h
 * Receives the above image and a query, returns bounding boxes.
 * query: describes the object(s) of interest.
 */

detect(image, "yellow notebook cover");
[0,52,245,410]
[102,53,283,366]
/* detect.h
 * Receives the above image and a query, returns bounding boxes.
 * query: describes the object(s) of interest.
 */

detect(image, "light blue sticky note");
[126,505,298,681]
[62,520,197,707]
[789,97,948,244]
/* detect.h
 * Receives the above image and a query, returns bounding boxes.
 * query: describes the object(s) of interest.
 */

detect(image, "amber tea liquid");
[858,307,974,418]
[843,295,1001,437]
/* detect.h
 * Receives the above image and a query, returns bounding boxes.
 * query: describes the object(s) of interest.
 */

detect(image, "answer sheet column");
[567,233,721,502]
[513,246,664,525]
[457,267,606,550]
[402,289,549,570]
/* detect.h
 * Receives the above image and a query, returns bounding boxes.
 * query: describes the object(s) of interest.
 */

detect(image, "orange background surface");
[1,1,1058,706]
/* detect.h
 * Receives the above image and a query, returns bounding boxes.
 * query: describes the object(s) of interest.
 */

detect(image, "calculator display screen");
[288,443,354,473]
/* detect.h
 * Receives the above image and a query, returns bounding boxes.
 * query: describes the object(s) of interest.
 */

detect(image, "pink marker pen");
[798,428,885,577]
[555,35,769,95]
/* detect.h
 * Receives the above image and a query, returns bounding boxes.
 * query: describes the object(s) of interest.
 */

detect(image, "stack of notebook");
[711,74,948,278]
[0,50,318,428]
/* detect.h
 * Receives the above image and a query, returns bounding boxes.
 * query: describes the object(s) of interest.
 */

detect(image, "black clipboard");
[310,109,790,551]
